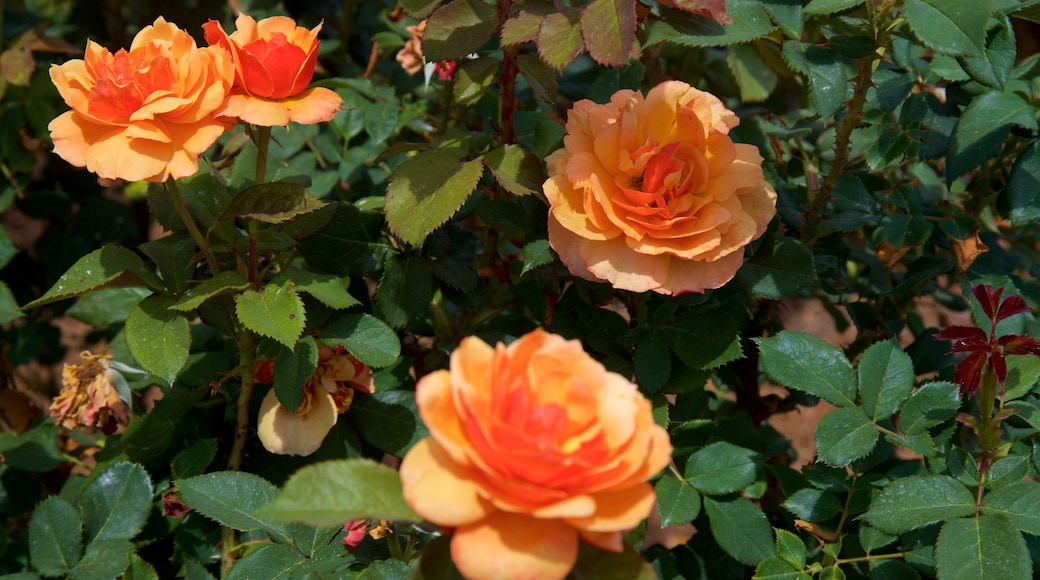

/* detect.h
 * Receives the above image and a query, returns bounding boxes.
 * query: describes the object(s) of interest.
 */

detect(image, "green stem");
[227,327,256,472]
[166,179,220,273]
[496,0,518,148]
[835,551,907,565]
[387,529,404,561]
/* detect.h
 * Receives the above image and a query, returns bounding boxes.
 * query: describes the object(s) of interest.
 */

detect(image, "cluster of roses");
[48,14,343,184]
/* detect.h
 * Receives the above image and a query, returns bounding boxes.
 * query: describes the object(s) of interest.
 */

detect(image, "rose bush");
[399,329,672,579]
[48,17,234,182]
[203,13,342,126]
[544,80,777,295]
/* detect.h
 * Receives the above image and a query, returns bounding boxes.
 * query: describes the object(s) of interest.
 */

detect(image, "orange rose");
[399,329,672,580]
[48,17,234,182]
[203,14,342,126]
[257,345,374,456]
[544,81,777,295]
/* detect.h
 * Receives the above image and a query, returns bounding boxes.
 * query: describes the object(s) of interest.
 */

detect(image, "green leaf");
[580,0,637,67]
[753,558,809,579]
[123,388,206,465]
[665,308,742,370]
[502,9,545,45]
[862,475,976,534]
[570,542,657,580]
[125,294,191,386]
[274,335,318,414]
[684,441,759,495]
[727,43,778,102]
[756,331,857,408]
[171,439,218,480]
[66,287,149,326]
[521,239,555,276]
[804,45,847,122]
[802,0,864,14]
[139,233,196,294]
[1004,139,1040,226]
[634,331,671,395]
[899,381,960,435]
[981,481,1040,535]
[537,8,585,70]
[124,553,159,580]
[384,149,484,246]
[703,495,778,566]
[80,462,152,542]
[775,528,807,569]
[259,459,422,526]
[375,255,435,329]
[226,544,306,580]
[655,476,701,527]
[0,280,22,324]
[298,202,388,277]
[761,0,803,39]
[270,268,359,310]
[859,525,897,553]
[485,144,546,198]
[738,235,816,299]
[25,246,162,309]
[363,101,399,144]
[219,182,325,224]
[29,496,82,576]
[783,488,843,522]
[347,390,428,455]
[170,271,249,312]
[517,53,559,104]
[959,16,1015,89]
[815,407,878,466]
[904,0,995,57]
[319,313,401,368]
[67,539,132,580]
[423,0,499,61]
[645,0,776,48]
[453,57,499,107]
[235,283,306,348]
[935,515,1030,580]
[176,471,292,543]
[858,341,914,421]
[946,91,1036,180]
[866,131,911,170]
[868,559,923,580]
[399,0,440,18]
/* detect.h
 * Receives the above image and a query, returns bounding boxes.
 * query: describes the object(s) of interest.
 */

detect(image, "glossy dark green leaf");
[1004,139,1040,225]
[867,131,912,170]
[634,331,671,395]
[727,43,778,102]
[485,144,546,198]
[904,0,994,57]
[935,515,1030,580]
[862,475,975,534]
[80,462,152,542]
[775,528,807,570]
[453,57,499,107]
[981,481,1040,535]
[959,16,1015,89]
[25,246,162,309]
[171,271,249,312]
[66,287,150,326]
[761,0,802,39]
[125,294,191,386]
[644,0,776,48]
[225,544,306,580]
[28,496,82,576]
[899,381,960,435]
[757,331,857,408]
[805,45,846,122]
[665,308,742,370]
[176,472,292,543]
[704,496,778,566]
[753,558,809,579]
[685,441,759,495]
[273,335,318,414]
[655,476,701,527]
[298,202,388,277]
[738,235,816,300]
[946,91,1035,180]
[68,539,132,580]
[219,182,325,224]
[384,149,484,246]
[171,439,218,480]
[783,488,843,522]
[815,407,878,466]
[858,340,914,421]
[259,459,421,526]
[123,388,205,465]
[318,313,401,368]
[348,390,428,456]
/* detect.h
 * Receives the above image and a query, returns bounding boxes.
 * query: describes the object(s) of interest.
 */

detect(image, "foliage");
[1,0,1040,578]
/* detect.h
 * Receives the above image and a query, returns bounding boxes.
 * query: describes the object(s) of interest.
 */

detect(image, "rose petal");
[564,483,658,532]
[451,511,578,580]
[399,438,493,527]
[256,388,337,456]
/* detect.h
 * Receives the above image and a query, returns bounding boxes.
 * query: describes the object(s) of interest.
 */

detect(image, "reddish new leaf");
[934,325,988,352]
[657,0,731,24]
[581,0,637,67]
[1000,335,1040,356]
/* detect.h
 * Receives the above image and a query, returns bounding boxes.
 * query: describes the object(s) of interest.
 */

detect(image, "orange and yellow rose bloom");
[544,81,777,295]
[399,329,672,580]
[48,17,234,183]
[203,14,342,126]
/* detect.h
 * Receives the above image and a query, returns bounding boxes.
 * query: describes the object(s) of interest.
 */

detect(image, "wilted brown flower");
[49,351,129,434]
[396,21,425,76]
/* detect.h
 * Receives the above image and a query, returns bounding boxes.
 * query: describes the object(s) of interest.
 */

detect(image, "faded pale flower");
[203,13,342,126]
[48,17,235,182]
[50,350,129,434]
[544,81,777,295]
[257,344,374,456]
[396,21,425,76]
[399,329,672,580]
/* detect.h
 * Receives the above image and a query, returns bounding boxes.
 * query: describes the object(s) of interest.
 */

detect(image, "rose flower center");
[88,45,176,123]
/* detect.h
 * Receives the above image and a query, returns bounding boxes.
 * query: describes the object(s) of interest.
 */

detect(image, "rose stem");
[496,0,518,148]
[166,178,221,274]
